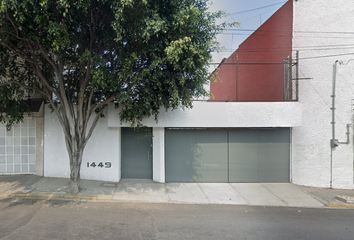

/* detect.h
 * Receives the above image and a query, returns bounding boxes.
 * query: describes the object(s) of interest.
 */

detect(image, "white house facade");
[43,102,301,183]
[1,0,354,190]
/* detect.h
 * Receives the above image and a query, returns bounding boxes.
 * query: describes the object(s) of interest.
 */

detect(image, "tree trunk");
[69,149,84,194]
[61,105,104,194]
[69,164,80,194]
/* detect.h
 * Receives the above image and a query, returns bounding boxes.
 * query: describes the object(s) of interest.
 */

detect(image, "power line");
[229,1,286,15]
[294,36,354,39]
[210,52,354,63]
[233,6,281,24]
[222,29,354,34]
[233,44,354,50]
[210,62,284,65]
[223,29,256,32]
[218,32,354,39]
[296,31,354,34]
[224,28,354,34]
[214,47,354,53]
[298,52,354,60]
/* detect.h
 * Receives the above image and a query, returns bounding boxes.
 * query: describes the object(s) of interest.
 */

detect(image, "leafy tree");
[0,0,224,193]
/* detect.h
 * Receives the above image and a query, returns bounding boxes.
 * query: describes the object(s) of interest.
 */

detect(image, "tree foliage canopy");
[0,0,223,192]
[0,0,223,125]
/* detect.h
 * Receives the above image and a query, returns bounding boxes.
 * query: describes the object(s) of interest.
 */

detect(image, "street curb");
[325,203,354,209]
[8,193,51,200]
[7,193,354,208]
[8,193,113,202]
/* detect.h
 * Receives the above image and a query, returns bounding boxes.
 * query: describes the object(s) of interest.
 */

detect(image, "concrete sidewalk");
[1,175,354,208]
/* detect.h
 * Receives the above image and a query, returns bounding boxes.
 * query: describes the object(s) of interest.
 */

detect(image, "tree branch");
[85,87,95,122]
[0,81,47,96]
[89,93,117,115]
[84,105,105,147]
[56,55,76,128]
[3,42,37,66]
[36,39,60,74]
[2,41,61,102]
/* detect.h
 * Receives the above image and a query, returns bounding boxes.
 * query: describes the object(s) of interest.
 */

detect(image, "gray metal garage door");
[165,129,228,182]
[165,128,290,183]
[229,128,290,182]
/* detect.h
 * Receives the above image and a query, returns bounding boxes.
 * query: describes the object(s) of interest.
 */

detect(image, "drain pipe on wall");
[330,61,339,149]
[330,60,354,188]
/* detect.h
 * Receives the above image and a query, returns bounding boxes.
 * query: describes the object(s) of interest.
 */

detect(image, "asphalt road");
[0,199,353,240]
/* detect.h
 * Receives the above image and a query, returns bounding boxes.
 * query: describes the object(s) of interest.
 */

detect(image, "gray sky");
[209,0,287,63]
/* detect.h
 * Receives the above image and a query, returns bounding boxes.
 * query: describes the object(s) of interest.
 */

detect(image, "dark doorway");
[121,128,152,178]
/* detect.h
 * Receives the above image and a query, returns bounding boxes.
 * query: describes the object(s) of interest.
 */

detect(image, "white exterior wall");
[111,101,301,183]
[44,106,120,182]
[108,101,302,128]
[44,101,301,182]
[292,0,354,189]
[152,127,165,183]
[35,116,44,176]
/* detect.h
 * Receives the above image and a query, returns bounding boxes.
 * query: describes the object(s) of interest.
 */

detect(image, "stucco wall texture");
[44,107,120,182]
[291,0,354,189]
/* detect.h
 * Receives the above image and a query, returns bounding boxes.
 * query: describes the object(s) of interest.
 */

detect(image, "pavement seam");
[262,184,325,208]
[303,191,331,206]
[228,183,249,204]
[260,183,289,206]
[197,183,211,203]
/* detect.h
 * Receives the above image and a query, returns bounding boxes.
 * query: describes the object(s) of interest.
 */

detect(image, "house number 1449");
[86,162,111,168]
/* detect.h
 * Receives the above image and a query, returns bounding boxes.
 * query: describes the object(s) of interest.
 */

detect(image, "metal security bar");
[209,56,299,102]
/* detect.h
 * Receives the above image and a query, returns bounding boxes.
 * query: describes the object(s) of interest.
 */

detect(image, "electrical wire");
[211,53,354,61]
[218,32,354,39]
[215,47,354,53]
[212,43,354,53]
[298,53,354,60]
[223,29,354,34]
[209,52,354,64]
[229,1,286,15]
[234,6,281,24]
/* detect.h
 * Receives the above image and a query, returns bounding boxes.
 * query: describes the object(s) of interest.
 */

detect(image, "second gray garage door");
[165,128,290,183]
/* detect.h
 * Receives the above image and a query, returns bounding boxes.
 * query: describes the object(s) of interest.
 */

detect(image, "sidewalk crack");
[261,183,288,206]
[197,183,211,203]
[229,183,248,203]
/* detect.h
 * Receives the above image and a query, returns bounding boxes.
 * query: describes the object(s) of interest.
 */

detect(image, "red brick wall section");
[210,0,293,101]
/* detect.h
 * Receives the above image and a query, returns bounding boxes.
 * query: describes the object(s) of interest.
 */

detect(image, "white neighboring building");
[291,0,354,189]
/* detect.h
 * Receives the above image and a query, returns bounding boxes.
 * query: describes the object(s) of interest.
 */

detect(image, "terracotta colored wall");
[210,1,293,101]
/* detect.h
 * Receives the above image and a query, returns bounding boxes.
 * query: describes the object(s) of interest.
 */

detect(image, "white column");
[117,127,122,181]
[35,116,44,176]
[153,127,165,183]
